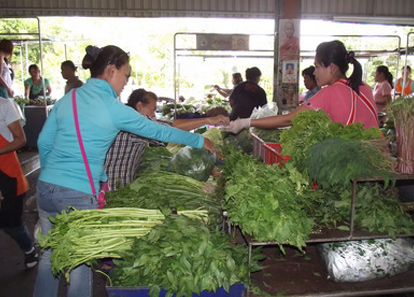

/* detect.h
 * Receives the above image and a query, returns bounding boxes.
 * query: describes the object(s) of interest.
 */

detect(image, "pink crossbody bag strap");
[72,89,96,195]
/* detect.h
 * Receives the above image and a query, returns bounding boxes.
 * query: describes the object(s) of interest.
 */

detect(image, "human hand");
[7,88,14,98]
[203,137,215,153]
[213,85,220,90]
[208,115,230,126]
[220,118,250,134]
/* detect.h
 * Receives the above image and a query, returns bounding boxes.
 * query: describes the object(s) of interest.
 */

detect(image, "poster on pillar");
[279,19,300,61]
[282,60,298,83]
[281,84,298,107]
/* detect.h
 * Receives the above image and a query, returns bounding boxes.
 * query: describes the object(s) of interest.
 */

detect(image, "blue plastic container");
[106,283,245,297]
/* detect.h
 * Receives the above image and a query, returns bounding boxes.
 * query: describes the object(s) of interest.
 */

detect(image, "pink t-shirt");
[373,81,392,112]
[303,79,378,129]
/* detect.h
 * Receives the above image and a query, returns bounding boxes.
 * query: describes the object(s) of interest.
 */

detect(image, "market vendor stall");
[220,108,414,296]
[19,98,55,148]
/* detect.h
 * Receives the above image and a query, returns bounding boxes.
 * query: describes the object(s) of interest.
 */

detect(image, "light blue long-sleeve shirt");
[38,78,204,194]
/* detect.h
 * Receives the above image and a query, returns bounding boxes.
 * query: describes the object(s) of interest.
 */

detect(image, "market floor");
[1,152,414,297]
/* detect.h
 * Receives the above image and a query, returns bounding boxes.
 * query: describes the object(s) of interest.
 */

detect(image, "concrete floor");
[1,150,413,297]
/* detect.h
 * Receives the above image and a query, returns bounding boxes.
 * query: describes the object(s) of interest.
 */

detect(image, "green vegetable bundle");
[106,171,220,213]
[280,110,381,175]
[304,182,414,236]
[387,96,414,174]
[168,146,217,182]
[353,183,414,237]
[161,103,197,119]
[222,130,253,154]
[307,137,394,188]
[202,128,225,151]
[138,146,172,174]
[223,148,314,252]
[111,215,257,297]
[38,207,208,281]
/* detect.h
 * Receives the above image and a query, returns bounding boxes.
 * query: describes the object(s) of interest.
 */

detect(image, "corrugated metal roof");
[0,0,277,18]
[1,0,414,25]
[301,0,414,25]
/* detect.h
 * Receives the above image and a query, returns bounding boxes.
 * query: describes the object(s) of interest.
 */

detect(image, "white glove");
[220,118,251,134]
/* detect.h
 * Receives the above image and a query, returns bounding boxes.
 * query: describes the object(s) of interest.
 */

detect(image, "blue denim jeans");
[33,180,98,297]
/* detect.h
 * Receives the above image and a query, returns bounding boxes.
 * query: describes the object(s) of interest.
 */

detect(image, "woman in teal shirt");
[24,64,52,99]
[34,45,214,297]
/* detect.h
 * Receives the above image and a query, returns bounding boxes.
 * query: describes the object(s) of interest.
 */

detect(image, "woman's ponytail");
[345,51,363,94]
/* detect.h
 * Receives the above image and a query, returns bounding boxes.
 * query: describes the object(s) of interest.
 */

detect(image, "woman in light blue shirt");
[34,45,214,297]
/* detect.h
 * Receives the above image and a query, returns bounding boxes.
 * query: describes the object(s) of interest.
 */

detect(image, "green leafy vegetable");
[222,148,314,252]
[138,146,172,174]
[106,171,220,219]
[38,207,208,281]
[168,146,217,182]
[280,110,382,175]
[111,215,258,297]
[307,137,394,188]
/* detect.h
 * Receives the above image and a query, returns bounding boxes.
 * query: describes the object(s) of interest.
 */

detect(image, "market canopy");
[1,0,414,26]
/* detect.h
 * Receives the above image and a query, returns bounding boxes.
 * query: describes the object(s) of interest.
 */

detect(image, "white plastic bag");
[250,102,278,119]
[318,238,414,282]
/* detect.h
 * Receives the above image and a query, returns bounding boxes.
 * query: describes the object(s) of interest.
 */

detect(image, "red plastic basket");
[263,143,291,166]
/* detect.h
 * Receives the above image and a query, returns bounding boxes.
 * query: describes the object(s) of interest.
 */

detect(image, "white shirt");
[1,59,12,90]
[0,98,22,142]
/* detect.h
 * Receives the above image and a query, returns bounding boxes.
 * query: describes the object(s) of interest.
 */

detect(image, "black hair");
[315,40,363,93]
[126,88,157,109]
[82,45,129,78]
[376,65,394,89]
[402,65,412,72]
[0,39,13,55]
[302,66,316,82]
[245,67,262,80]
[232,72,243,84]
[28,64,39,73]
[61,60,77,71]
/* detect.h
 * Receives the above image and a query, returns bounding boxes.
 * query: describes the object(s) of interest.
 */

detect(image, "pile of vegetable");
[111,215,260,297]
[38,207,208,281]
[202,128,225,150]
[387,96,414,174]
[13,96,29,106]
[202,96,231,113]
[304,183,414,236]
[138,146,172,174]
[105,171,221,222]
[307,137,394,188]
[220,110,413,247]
[222,130,253,154]
[280,110,382,175]
[161,103,197,119]
[222,147,314,252]
[168,146,217,182]
[352,183,414,236]
[14,95,56,106]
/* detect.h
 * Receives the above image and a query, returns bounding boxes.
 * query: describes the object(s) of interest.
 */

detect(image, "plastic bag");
[168,146,216,181]
[250,102,278,119]
[318,238,414,282]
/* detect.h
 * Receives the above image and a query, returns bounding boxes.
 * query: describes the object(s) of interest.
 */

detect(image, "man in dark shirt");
[229,67,267,120]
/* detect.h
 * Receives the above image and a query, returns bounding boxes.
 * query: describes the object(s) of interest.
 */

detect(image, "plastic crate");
[263,143,291,166]
[106,283,245,297]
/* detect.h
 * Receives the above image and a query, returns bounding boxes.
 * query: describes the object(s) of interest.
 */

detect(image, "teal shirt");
[38,78,204,194]
[24,77,50,96]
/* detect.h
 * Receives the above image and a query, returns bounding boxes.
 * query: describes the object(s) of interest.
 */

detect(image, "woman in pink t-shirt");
[373,65,393,112]
[223,40,379,133]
